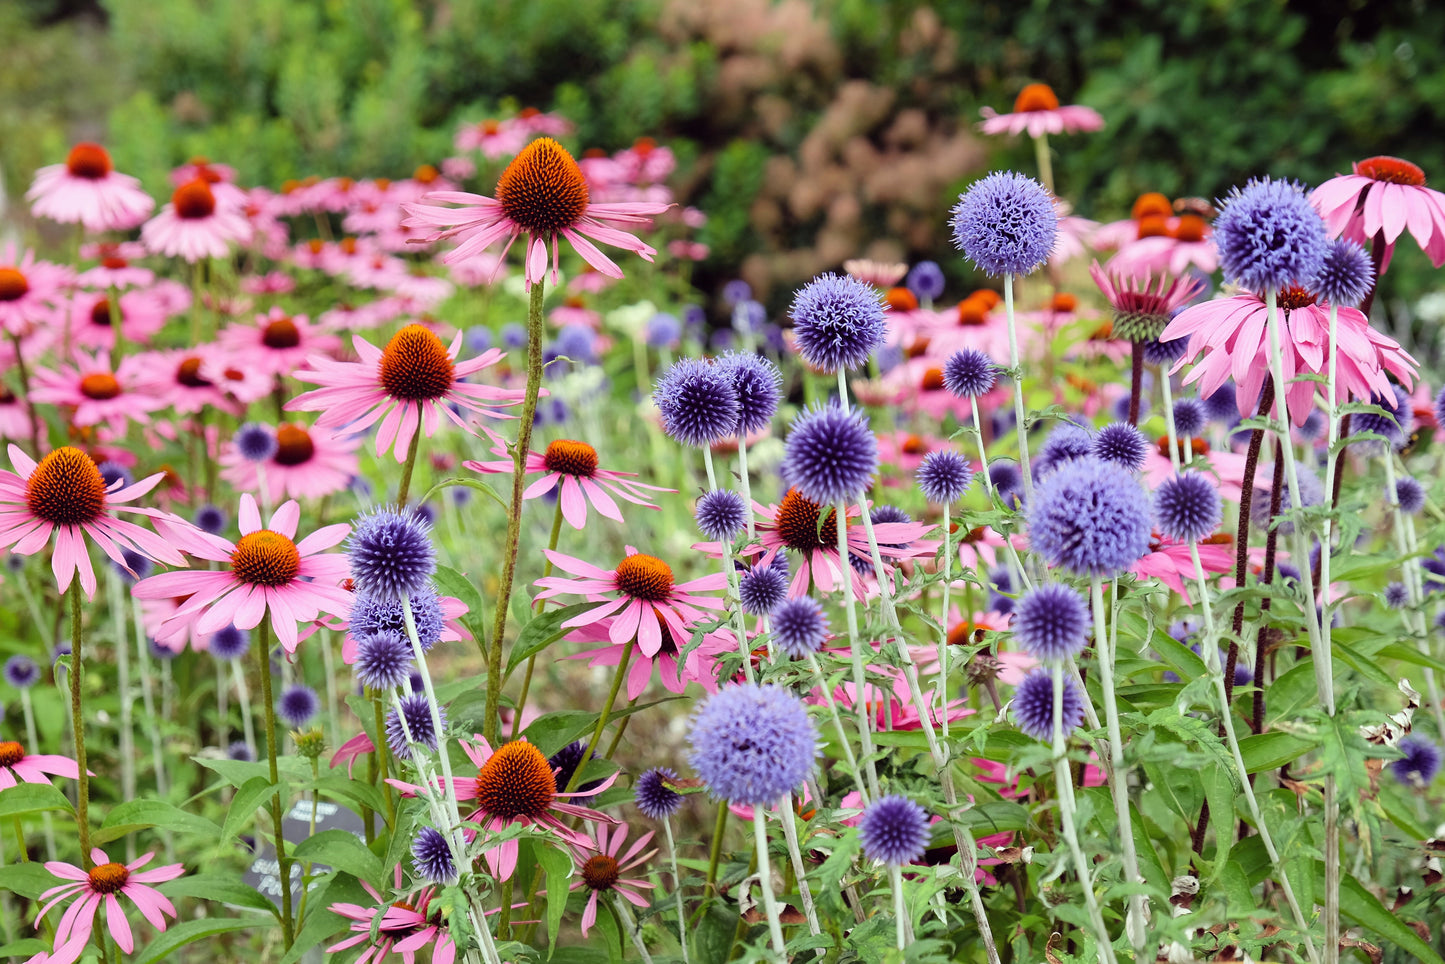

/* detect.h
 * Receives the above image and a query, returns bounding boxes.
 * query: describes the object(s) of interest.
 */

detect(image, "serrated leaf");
[1332,640,1395,686]
[222,776,285,843]
[291,829,382,884]
[0,782,73,819]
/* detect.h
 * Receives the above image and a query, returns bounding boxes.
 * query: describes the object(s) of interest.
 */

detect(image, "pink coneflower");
[454,117,529,159]
[29,849,183,964]
[463,438,672,529]
[132,494,352,652]
[68,289,170,352]
[0,740,79,789]
[136,348,240,416]
[842,259,908,288]
[220,308,339,378]
[76,247,155,290]
[1135,535,1234,604]
[1088,262,1206,342]
[26,144,155,232]
[138,596,208,653]
[1311,155,1445,270]
[199,353,275,405]
[1107,214,1218,277]
[328,875,461,964]
[402,137,670,289]
[1090,193,1177,251]
[141,179,252,263]
[570,823,656,937]
[1160,286,1419,426]
[535,548,726,656]
[0,384,32,442]
[168,157,248,210]
[0,244,70,337]
[1051,213,1101,266]
[979,84,1104,138]
[564,616,732,701]
[30,353,166,433]
[219,422,360,503]
[288,324,523,461]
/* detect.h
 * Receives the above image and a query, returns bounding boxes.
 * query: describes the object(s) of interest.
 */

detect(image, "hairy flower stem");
[937,502,954,738]
[395,430,421,506]
[891,864,908,951]
[835,499,881,799]
[1127,342,1144,426]
[1004,274,1034,501]
[661,816,691,963]
[484,279,547,744]
[67,586,92,869]
[752,803,788,958]
[512,499,566,741]
[779,793,821,938]
[616,893,657,964]
[255,621,296,949]
[1160,369,1182,471]
[804,653,868,804]
[106,571,137,863]
[1091,578,1148,956]
[1188,545,1320,964]
[704,801,729,899]
[702,446,759,679]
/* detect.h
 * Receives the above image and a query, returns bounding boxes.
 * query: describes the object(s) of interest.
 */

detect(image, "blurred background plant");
[5,0,1445,303]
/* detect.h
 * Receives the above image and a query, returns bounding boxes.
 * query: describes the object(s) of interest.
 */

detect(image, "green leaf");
[433,564,485,621]
[816,826,861,897]
[1200,763,1238,872]
[1149,627,1209,679]
[0,863,59,899]
[1238,731,1315,773]
[0,782,73,819]
[1332,640,1396,687]
[291,828,383,884]
[1266,661,1318,721]
[312,775,384,815]
[160,874,280,917]
[521,710,599,758]
[0,940,50,959]
[95,799,221,844]
[132,917,266,964]
[196,754,308,789]
[279,873,370,964]
[536,840,574,950]
[1376,641,1445,673]
[1338,869,1445,964]
[418,477,507,511]
[505,603,593,680]
[222,776,285,843]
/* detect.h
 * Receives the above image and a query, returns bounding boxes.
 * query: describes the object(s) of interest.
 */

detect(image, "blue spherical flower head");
[112,548,154,585]
[1384,582,1409,609]
[209,625,250,661]
[906,261,946,302]
[688,683,817,806]
[353,632,414,691]
[1352,385,1413,452]
[1298,409,1326,442]
[772,597,828,658]
[916,450,974,504]
[347,506,436,601]
[635,767,685,819]
[722,280,753,305]
[96,461,132,490]
[695,490,749,542]
[277,684,319,728]
[464,326,493,354]
[1012,669,1085,741]
[653,357,741,447]
[738,563,788,616]
[500,322,527,349]
[386,693,445,759]
[789,273,887,373]
[235,422,279,463]
[227,740,254,762]
[950,171,1058,277]
[781,403,877,505]
[1311,238,1374,307]
[942,348,997,398]
[1155,472,1222,544]
[550,740,605,804]
[349,586,446,652]
[645,312,681,349]
[4,655,40,689]
[1397,477,1426,515]
[1143,335,1189,366]
[1252,468,1324,536]
[1035,423,1093,477]
[1203,387,1241,423]
[859,794,931,866]
[1027,456,1152,577]
[1213,177,1328,291]
[1092,422,1149,472]
[194,503,227,535]
[1391,735,1442,787]
[1173,398,1206,438]
[411,826,458,885]
[717,352,783,435]
[989,461,1022,499]
[1013,583,1089,662]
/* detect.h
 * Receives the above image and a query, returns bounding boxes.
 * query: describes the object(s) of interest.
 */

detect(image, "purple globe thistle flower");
[859,794,931,865]
[1351,385,1413,452]
[411,826,458,885]
[1311,238,1374,307]
[550,740,605,804]
[717,352,783,435]
[1114,391,1150,423]
[349,586,446,653]
[464,326,493,354]
[772,597,828,658]
[738,563,788,616]
[4,654,40,689]
[227,740,254,762]
[112,548,154,584]
[346,506,436,601]
[1384,582,1409,609]
[635,767,685,819]
[733,300,768,335]
[942,348,997,398]
[906,261,946,302]
[1298,409,1326,442]
[653,357,741,448]
[1093,422,1149,472]
[688,683,818,806]
[1203,387,1241,423]
[209,625,250,661]
[1155,472,1223,544]
[353,632,414,691]
[849,505,913,577]
[386,693,444,759]
[149,637,179,661]
[411,502,438,528]
[781,403,877,504]
[1143,334,1190,366]
[1169,617,1200,643]
[695,490,749,541]
[789,273,887,373]
[916,450,974,504]
[1435,386,1445,438]
[1251,468,1324,536]
[1035,423,1094,477]
[1173,398,1206,438]
[96,460,133,490]
[1027,456,1152,577]
[549,324,597,365]
[194,503,227,535]
[1013,583,1090,662]
[500,322,527,349]
[1397,477,1427,515]
[645,312,682,349]
[277,684,319,728]
[1213,177,1329,291]
[235,422,279,463]
[1012,668,1085,741]
[989,461,1022,501]
[722,280,753,305]
[950,171,1058,277]
[1391,735,1442,787]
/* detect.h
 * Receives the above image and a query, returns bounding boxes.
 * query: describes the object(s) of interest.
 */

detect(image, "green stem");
[13,817,27,861]
[662,816,690,963]
[372,693,395,826]
[703,801,728,898]
[511,498,566,741]
[68,586,91,868]
[396,429,421,506]
[256,620,296,949]
[484,279,547,744]
[1004,273,1033,501]
[563,642,633,795]
[10,332,42,455]
[1033,132,1054,195]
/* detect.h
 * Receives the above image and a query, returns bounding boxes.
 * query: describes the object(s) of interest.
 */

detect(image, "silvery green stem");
[319,629,341,749]
[938,502,953,738]
[401,594,464,833]
[779,793,820,938]
[738,436,756,540]
[615,893,657,964]
[1004,274,1034,500]
[703,446,760,680]
[661,816,690,963]
[231,659,258,759]
[1160,370,1182,472]
[20,690,56,859]
[129,598,169,799]
[1091,577,1148,956]
[804,652,868,804]
[1379,452,1445,737]
[834,498,881,797]
[1033,132,1054,195]
[1187,541,1321,964]
[752,803,788,958]
[107,570,136,862]
[891,864,907,951]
